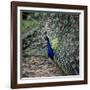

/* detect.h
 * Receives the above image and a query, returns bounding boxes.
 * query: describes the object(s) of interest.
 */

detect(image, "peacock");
[44,32,59,60]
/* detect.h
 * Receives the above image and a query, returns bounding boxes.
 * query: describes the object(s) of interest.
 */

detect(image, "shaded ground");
[21,56,64,78]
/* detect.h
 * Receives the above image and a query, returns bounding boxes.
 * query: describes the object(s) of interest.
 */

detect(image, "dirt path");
[21,56,63,78]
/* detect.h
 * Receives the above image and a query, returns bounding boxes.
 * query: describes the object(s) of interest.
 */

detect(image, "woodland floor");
[21,56,64,78]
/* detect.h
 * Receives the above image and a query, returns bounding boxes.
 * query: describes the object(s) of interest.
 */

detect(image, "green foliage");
[21,18,39,33]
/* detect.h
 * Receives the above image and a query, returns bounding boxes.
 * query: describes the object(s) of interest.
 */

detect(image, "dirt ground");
[21,56,64,78]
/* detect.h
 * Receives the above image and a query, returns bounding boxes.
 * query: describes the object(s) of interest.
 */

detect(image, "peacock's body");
[44,32,59,60]
[44,34,54,59]
[47,39,54,60]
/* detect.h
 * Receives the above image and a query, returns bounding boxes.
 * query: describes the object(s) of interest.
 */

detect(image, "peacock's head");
[44,32,49,42]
